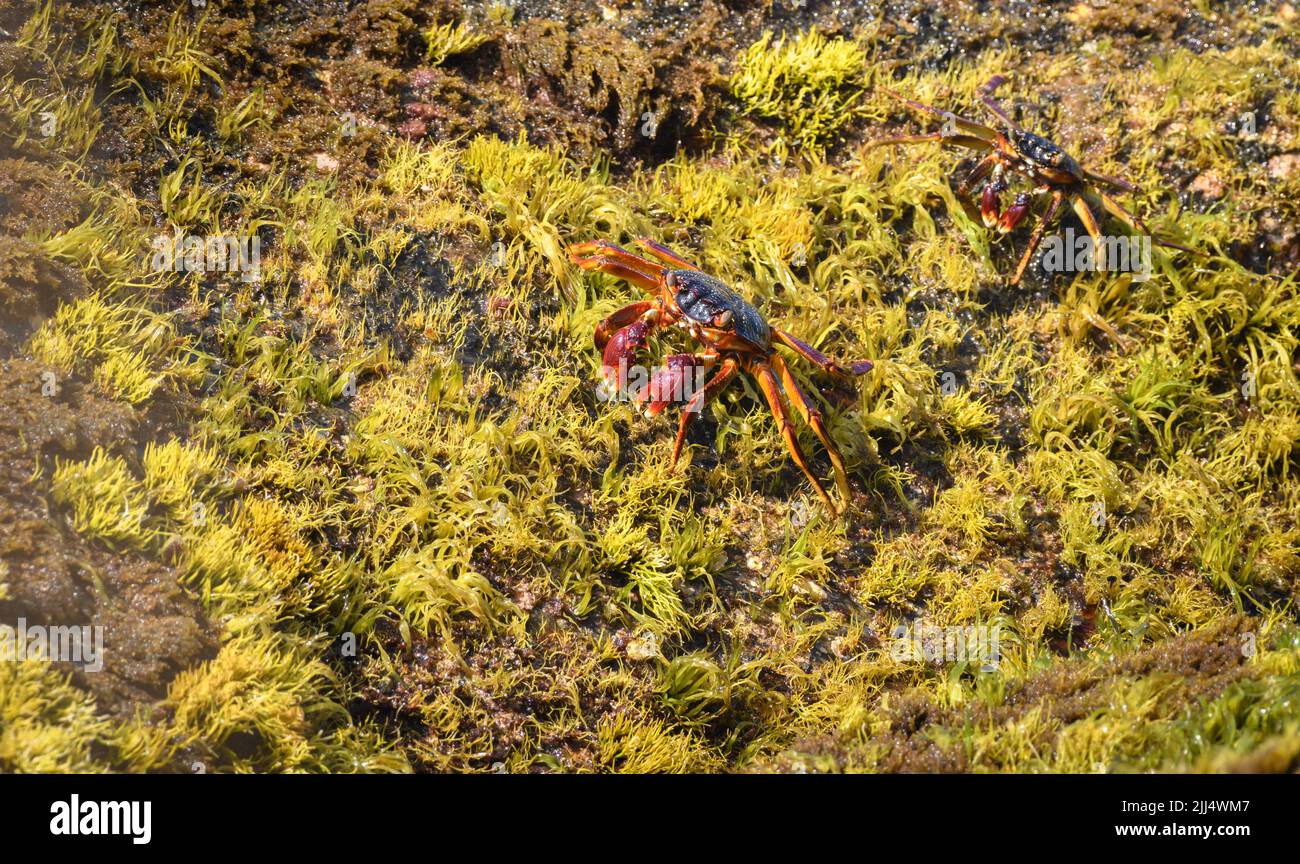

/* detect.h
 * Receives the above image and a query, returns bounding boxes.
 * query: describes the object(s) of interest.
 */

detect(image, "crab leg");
[1082,168,1137,193]
[569,240,668,277]
[1093,190,1150,235]
[957,154,1000,197]
[750,359,838,515]
[770,352,853,508]
[1071,195,1108,269]
[669,356,738,469]
[1093,191,1202,256]
[1010,188,1067,285]
[771,327,873,382]
[595,300,656,352]
[880,88,1000,140]
[632,237,701,271]
[869,131,995,152]
[1071,195,1105,241]
[978,75,1021,130]
[569,255,663,295]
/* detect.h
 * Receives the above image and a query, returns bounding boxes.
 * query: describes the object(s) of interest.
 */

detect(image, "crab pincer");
[598,318,650,385]
[637,353,704,417]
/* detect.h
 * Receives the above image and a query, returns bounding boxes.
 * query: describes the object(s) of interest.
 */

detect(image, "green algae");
[730,28,871,151]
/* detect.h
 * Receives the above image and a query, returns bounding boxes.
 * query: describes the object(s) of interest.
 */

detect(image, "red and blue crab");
[569,237,873,515]
[871,75,1198,284]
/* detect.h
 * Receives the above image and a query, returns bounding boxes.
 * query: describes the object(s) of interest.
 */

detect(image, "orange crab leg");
[1093,190,1149,235]
[750,359,838,515]
[1011,188,1067,285]
[1071,195,1105,241]
[1083,168,1137,193]
[568,239,666,272]
[1071,195,1108,268]
[595,300,656,352]
[569,255,663,295]
[569,240,668,279]
[633,237,701,271]
[770,352,852,508]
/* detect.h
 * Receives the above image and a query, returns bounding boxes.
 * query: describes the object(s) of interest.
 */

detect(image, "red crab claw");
[600,319,650,384]
[980,184,1002,228]
[998,192,1032,233]
[637,353,704,416]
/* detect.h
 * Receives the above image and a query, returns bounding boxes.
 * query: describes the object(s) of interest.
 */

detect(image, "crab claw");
[980,183,1002,228]
[599,319,650,382]
[637,353,704,416]
[998,193,1032,233]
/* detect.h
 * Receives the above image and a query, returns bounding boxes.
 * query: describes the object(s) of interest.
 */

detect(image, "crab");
[870,75,1197,284]
[569,237,873,515]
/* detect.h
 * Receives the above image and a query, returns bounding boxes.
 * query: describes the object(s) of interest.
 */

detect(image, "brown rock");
[1189,171,1226,199]
[313,151,340,173]
[1266,153,1300,181]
